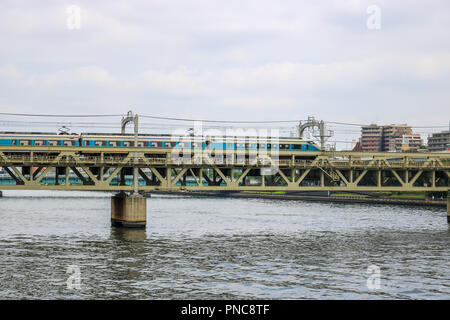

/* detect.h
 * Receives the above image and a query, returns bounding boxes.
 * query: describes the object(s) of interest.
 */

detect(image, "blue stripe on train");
[0,139,12,145]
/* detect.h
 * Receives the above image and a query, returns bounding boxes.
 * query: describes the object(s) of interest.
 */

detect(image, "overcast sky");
[0,0,449,144]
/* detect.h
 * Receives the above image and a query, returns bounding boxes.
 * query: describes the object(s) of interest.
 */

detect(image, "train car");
[80,133,175,148]
[0,132,320,151]
[79,133,320,151]
[0,132,80,147]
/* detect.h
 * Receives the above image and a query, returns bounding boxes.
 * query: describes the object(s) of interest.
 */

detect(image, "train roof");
[0,131,318,144]
[0,131,57,134]
[0,131,78,136]
[80,132,315,140]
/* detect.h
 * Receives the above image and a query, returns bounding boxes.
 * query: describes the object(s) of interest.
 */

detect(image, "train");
[0,132,321,151]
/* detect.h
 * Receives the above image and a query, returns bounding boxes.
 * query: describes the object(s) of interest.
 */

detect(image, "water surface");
[0,190,448,299]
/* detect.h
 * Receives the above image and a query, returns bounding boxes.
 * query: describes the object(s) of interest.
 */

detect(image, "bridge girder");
[0,146,449,192]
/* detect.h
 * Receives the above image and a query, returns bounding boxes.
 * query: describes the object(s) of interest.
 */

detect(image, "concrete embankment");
[145,190,446,208]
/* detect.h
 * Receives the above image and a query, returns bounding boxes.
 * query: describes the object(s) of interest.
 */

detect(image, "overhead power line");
[0,112,122,118]
[324,121,448,129]
[0,112,447,128]
[140,114,305,123]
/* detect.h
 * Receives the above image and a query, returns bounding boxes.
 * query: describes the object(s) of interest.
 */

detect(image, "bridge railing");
[1,153,449,169]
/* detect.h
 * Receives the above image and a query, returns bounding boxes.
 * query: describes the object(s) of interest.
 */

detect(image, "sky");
[0,0,449,147]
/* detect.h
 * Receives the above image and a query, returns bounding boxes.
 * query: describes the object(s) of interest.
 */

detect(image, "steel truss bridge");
[1,146,449,192]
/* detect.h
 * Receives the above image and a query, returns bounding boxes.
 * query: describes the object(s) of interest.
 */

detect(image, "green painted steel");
[0,146,449,192]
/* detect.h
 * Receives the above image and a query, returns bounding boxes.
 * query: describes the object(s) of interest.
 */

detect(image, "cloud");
[1,50,450,108]
[0,0,449,148]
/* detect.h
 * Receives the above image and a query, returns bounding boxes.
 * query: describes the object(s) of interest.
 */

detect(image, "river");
[0,190,448,299]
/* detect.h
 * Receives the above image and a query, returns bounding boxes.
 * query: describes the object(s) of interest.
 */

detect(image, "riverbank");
[145,190,446,207]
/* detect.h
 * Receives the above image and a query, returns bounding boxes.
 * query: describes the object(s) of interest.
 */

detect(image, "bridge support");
[447,191,450,224]
[111,192,147,228]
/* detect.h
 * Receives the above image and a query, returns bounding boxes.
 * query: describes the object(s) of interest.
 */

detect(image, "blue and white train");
[0,132,321,151]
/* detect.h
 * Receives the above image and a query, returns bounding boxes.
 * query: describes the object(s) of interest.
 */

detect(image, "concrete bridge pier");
[447,191,450,224]
[111,192,147,228]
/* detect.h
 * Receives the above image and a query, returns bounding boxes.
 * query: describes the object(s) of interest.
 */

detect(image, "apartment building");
[389,134,423,152]
[360,124,383,152]
[428,131,450,152]
[359,124,420,152]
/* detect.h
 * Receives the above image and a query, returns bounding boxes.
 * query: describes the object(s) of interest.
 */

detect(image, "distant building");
[359,124,417,152]
[352,139,363,152]
[389,134,423,152]
[360,124,383,152]
[382,124,412,151]
[427,131,450,152]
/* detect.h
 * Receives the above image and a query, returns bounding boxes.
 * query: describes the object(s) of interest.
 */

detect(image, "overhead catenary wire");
[140,114,306,124]
[0,112,448,129]
[0,112,123,118]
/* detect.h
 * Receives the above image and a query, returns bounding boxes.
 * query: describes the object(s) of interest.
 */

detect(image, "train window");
[192,142,200,148]
[279,144,290,150]
[48,140,59,146]
[19,140,31,146]
[109,141,118,147]
[95,141,107,146]
[63,140,74,146]
[137,141,145,147]
[305,144,309,150]
[292,144,302,150]
[123,141,134,147]
[34,140,45,146]
[165,142,174,148]
[151,141,162,148]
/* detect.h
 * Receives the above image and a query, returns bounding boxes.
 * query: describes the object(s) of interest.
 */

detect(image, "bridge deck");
[0,146,449,191]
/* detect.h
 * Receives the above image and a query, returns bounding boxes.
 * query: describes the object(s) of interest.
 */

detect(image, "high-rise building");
[381,124,412,151]
[427,131,450,152]
[389,134,423,152]
[360,124,383,152]
[359,124,419,152]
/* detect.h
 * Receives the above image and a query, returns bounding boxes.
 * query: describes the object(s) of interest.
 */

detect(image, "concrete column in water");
[111,193,147,228]
[447,190,450,224]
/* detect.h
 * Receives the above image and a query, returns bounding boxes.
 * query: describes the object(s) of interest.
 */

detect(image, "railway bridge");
[1,145,449,227]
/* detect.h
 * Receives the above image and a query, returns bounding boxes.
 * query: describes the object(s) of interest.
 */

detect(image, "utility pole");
[121,110,139,195]
[298,116,333,150]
